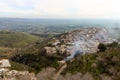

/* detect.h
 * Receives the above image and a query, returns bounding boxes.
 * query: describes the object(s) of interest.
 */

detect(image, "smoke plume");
[65,27,119,61]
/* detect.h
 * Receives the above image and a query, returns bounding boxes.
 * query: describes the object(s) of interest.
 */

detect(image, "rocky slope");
[43,27,117,59]
[10,27,120,80]
[0,59,36,80]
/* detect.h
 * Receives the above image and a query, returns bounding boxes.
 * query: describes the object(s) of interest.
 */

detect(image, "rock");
[0,59,36,80]
[112,56,119,62]
[52,39,60,46]
[58,45,67,54]
[58,60,66,64]
[0,59,11,68]
[91,63,97,68]
[44,47,57,56]
[108,67,117,75]
[4,70,36,80]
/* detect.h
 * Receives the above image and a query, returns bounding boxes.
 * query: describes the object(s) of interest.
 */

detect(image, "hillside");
[35,27,117,58]
[35,43,120,80]
[61,42,120,80]
[0,30,43,59]
[0,30,41,48]
[10,27,120,79]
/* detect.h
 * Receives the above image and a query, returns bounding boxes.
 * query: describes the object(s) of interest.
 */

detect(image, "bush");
[62,44,120,79]
[98,43,106,52]
[11,53,60,73]
[107,42,118,48]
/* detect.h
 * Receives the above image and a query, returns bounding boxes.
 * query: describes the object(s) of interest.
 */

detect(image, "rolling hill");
[0,28,119,80]
[0,30,42,58]
[0,30,42,48]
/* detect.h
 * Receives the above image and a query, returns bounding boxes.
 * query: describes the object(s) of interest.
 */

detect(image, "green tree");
[98,43,106,52]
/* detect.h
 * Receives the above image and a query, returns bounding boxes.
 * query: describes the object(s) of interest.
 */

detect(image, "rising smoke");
[65,27,119,61]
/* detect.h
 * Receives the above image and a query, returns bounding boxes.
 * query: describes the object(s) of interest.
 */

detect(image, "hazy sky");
[0,0,120,19]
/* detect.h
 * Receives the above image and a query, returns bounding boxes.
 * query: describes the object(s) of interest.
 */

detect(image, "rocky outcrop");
[44,47,57,56]
[0,59,36,80]
[43,28,117,57]
[0,70,36,80]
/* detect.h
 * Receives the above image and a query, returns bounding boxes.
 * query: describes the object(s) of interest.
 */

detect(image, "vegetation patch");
[11,53,60,73]
[0,30,41,48]
[62,42,120,79]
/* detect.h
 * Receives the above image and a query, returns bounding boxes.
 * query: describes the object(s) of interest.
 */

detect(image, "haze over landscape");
[0,0,120,80]
[0,0,120,19]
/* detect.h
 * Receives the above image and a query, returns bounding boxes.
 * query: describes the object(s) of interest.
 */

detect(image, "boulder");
[44,47,57,56]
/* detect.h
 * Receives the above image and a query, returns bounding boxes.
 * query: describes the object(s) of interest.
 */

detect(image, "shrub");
[107,42,118,48]
[98,43,107,52]
[11,53,60,73]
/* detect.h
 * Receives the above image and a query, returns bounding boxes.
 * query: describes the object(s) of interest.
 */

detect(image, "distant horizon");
[1,17,120,20]
[0,0,120,19]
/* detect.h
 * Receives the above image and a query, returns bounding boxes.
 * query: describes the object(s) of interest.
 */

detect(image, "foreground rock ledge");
[0,59,36,80]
